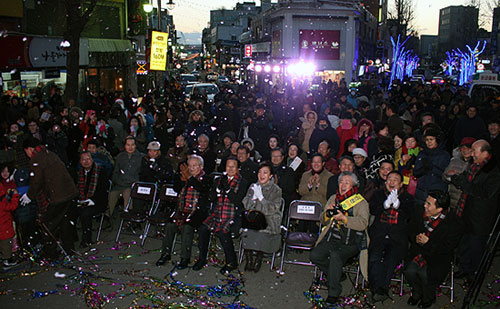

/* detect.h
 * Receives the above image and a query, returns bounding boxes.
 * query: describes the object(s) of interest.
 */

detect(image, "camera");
[326,202,342,218]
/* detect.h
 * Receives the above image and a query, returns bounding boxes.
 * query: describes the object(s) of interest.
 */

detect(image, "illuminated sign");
[245,44,252,58]
[136,60,148,75]
[299,30,340,60]
[150,31,168,71]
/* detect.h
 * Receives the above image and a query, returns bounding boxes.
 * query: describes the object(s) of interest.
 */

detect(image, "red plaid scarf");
[380,191,400,225]
[78,163,100,200]
[175,171,205,226]
[455,155,490,217]
[412,209,448,268]
[335,186,358,205]
[204,173,242,232]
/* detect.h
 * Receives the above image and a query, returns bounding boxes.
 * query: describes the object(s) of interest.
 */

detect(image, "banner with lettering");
[299,30,340,60]
[150,31,169,71]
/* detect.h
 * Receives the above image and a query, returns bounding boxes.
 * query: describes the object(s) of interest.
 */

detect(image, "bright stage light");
[264,65,271,73]
[255,64,263,72]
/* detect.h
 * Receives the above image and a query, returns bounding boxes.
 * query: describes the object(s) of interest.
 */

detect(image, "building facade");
[438,5,478,57]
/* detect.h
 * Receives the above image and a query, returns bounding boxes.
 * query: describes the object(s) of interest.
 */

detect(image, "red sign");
[299,30,340,60]
[0,36,32,69]
[244,44,252,58]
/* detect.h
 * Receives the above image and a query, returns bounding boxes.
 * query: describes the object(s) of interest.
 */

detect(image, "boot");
[253,251,264,273]
[177,258,190,270]
[244,250,255,271]
[156,251,171,266]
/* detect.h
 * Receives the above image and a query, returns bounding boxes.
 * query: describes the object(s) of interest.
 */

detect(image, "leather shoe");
[192,259,206,271]
[407,296,420,306]
[177,258,190,270]
[325,296,339,306]
[155,252,171,266]
[418,298,436,308]
[220,263,237,275]
[253,251,264,273]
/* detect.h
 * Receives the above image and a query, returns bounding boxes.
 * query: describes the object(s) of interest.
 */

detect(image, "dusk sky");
[154,0,477,44]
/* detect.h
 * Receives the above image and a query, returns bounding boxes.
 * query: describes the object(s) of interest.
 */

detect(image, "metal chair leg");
[96,214,105,242]
[279,243,286,273]
[270,252,276,270]
[115,219,124,243]
[450,263,455,303]
[141,222,151,247]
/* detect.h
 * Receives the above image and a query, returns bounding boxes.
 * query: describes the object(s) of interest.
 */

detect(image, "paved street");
[0,220,498,308]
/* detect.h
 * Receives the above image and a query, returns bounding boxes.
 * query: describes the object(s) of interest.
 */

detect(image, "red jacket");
[0,184,20,240]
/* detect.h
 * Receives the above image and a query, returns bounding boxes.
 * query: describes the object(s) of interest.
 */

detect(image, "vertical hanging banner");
[150,31,169,71]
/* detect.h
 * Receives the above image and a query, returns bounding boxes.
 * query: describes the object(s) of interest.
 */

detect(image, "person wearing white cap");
[139,141,174,186]
[352,148,370,178]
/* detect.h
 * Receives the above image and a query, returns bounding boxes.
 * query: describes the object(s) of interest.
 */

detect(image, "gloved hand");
[252,184,264,201]
[20,193,31,206]
[84,199,95,206]
[390,190,400,209]
[220,177,231,192]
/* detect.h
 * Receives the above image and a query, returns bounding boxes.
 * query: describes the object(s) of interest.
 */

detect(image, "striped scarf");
[412,209,447,268]
[456,155,490,217]
[380,190,400,225]
[204,173,242,233]
[78,164,100,200]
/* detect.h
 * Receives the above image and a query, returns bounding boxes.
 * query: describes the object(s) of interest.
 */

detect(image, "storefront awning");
[88,39,133,53]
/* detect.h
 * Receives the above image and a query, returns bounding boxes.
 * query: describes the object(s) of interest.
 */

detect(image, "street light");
[143,3,153,13]
[166,0,175,10]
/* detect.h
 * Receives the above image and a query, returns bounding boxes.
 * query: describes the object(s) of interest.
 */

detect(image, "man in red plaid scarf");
[405,190,462,308]
[192,157,249,274]
[368,171,414,303]
[156,155,211,269]
[446,139,500,282]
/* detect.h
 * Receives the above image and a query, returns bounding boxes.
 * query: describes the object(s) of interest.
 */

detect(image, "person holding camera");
[192,157,249,274]
[310,171,369,306]
[241,162,282,273]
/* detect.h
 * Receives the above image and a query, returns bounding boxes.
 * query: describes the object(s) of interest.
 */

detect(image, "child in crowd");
[0,180,20,269]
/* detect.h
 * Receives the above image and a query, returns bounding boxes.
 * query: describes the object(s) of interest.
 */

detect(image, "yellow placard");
[150,31,169,71]
[340,194,365,211]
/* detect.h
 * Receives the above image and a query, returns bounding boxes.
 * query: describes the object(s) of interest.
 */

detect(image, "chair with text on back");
[141,183,178,247]
[115,182,157,243]
[238,198,285,271]
[279,200,323,274]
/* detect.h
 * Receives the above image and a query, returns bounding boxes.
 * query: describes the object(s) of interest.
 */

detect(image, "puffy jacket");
[413,145,450,204]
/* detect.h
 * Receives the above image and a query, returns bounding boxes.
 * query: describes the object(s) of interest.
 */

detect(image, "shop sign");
[150,31,169,71]
[272,30,281,58]
[29,37,89,67]
[136,60,148,75]
[245,45,252,58]
[21,80,27,88]
[299,30,340,60]
[0,36,31,68]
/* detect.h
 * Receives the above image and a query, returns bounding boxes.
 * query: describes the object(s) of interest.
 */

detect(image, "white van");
[185,83,219,102]
[468,71,500,104]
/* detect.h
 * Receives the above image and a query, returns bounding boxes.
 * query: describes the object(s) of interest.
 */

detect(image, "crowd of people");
[0,76,499,308]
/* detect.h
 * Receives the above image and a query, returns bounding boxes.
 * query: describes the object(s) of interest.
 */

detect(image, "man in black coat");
[237,145,258,184]
[446,139,500,282]
[270,148,295,212]
[156,155,211,269]
[248,103,272,155]
[368,171,414,302]
[139,141,174,187]
[192,134,216,175]
[405,190,462,308]
[76,152,109,248]
[309,115,340,156]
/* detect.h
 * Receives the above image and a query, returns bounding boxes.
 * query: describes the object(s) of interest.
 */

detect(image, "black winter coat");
[369,189,414,247]
[450,157,500,235]
[407,206,463,285]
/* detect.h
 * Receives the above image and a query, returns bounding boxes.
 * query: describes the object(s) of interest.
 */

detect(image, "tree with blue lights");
[389,35,420,89]
[442,41,487,85]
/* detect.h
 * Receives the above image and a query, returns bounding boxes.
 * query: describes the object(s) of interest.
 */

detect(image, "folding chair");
[140,183,178,246]
[439,258,456,303]
[279,200,323,274]
[115,182,157,243]
[238,198,285,271]
[95,180,113,242]
[390,261,405,296]
[343,254,364,289]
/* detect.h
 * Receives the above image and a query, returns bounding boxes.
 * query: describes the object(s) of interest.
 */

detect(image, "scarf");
[311,167,324,175]
[380,190,401,225]
[78,164,100,200]
[204,173,242,233]
[335,186,358,206]
[412,209,447,268]
[456,155,490,217]
[175,171,205,226]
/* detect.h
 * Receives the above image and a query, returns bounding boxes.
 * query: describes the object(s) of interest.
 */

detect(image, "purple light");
[255,64,262,72]
[287,61,316,76]
[273,65,281,73]
[264,64,271,73]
